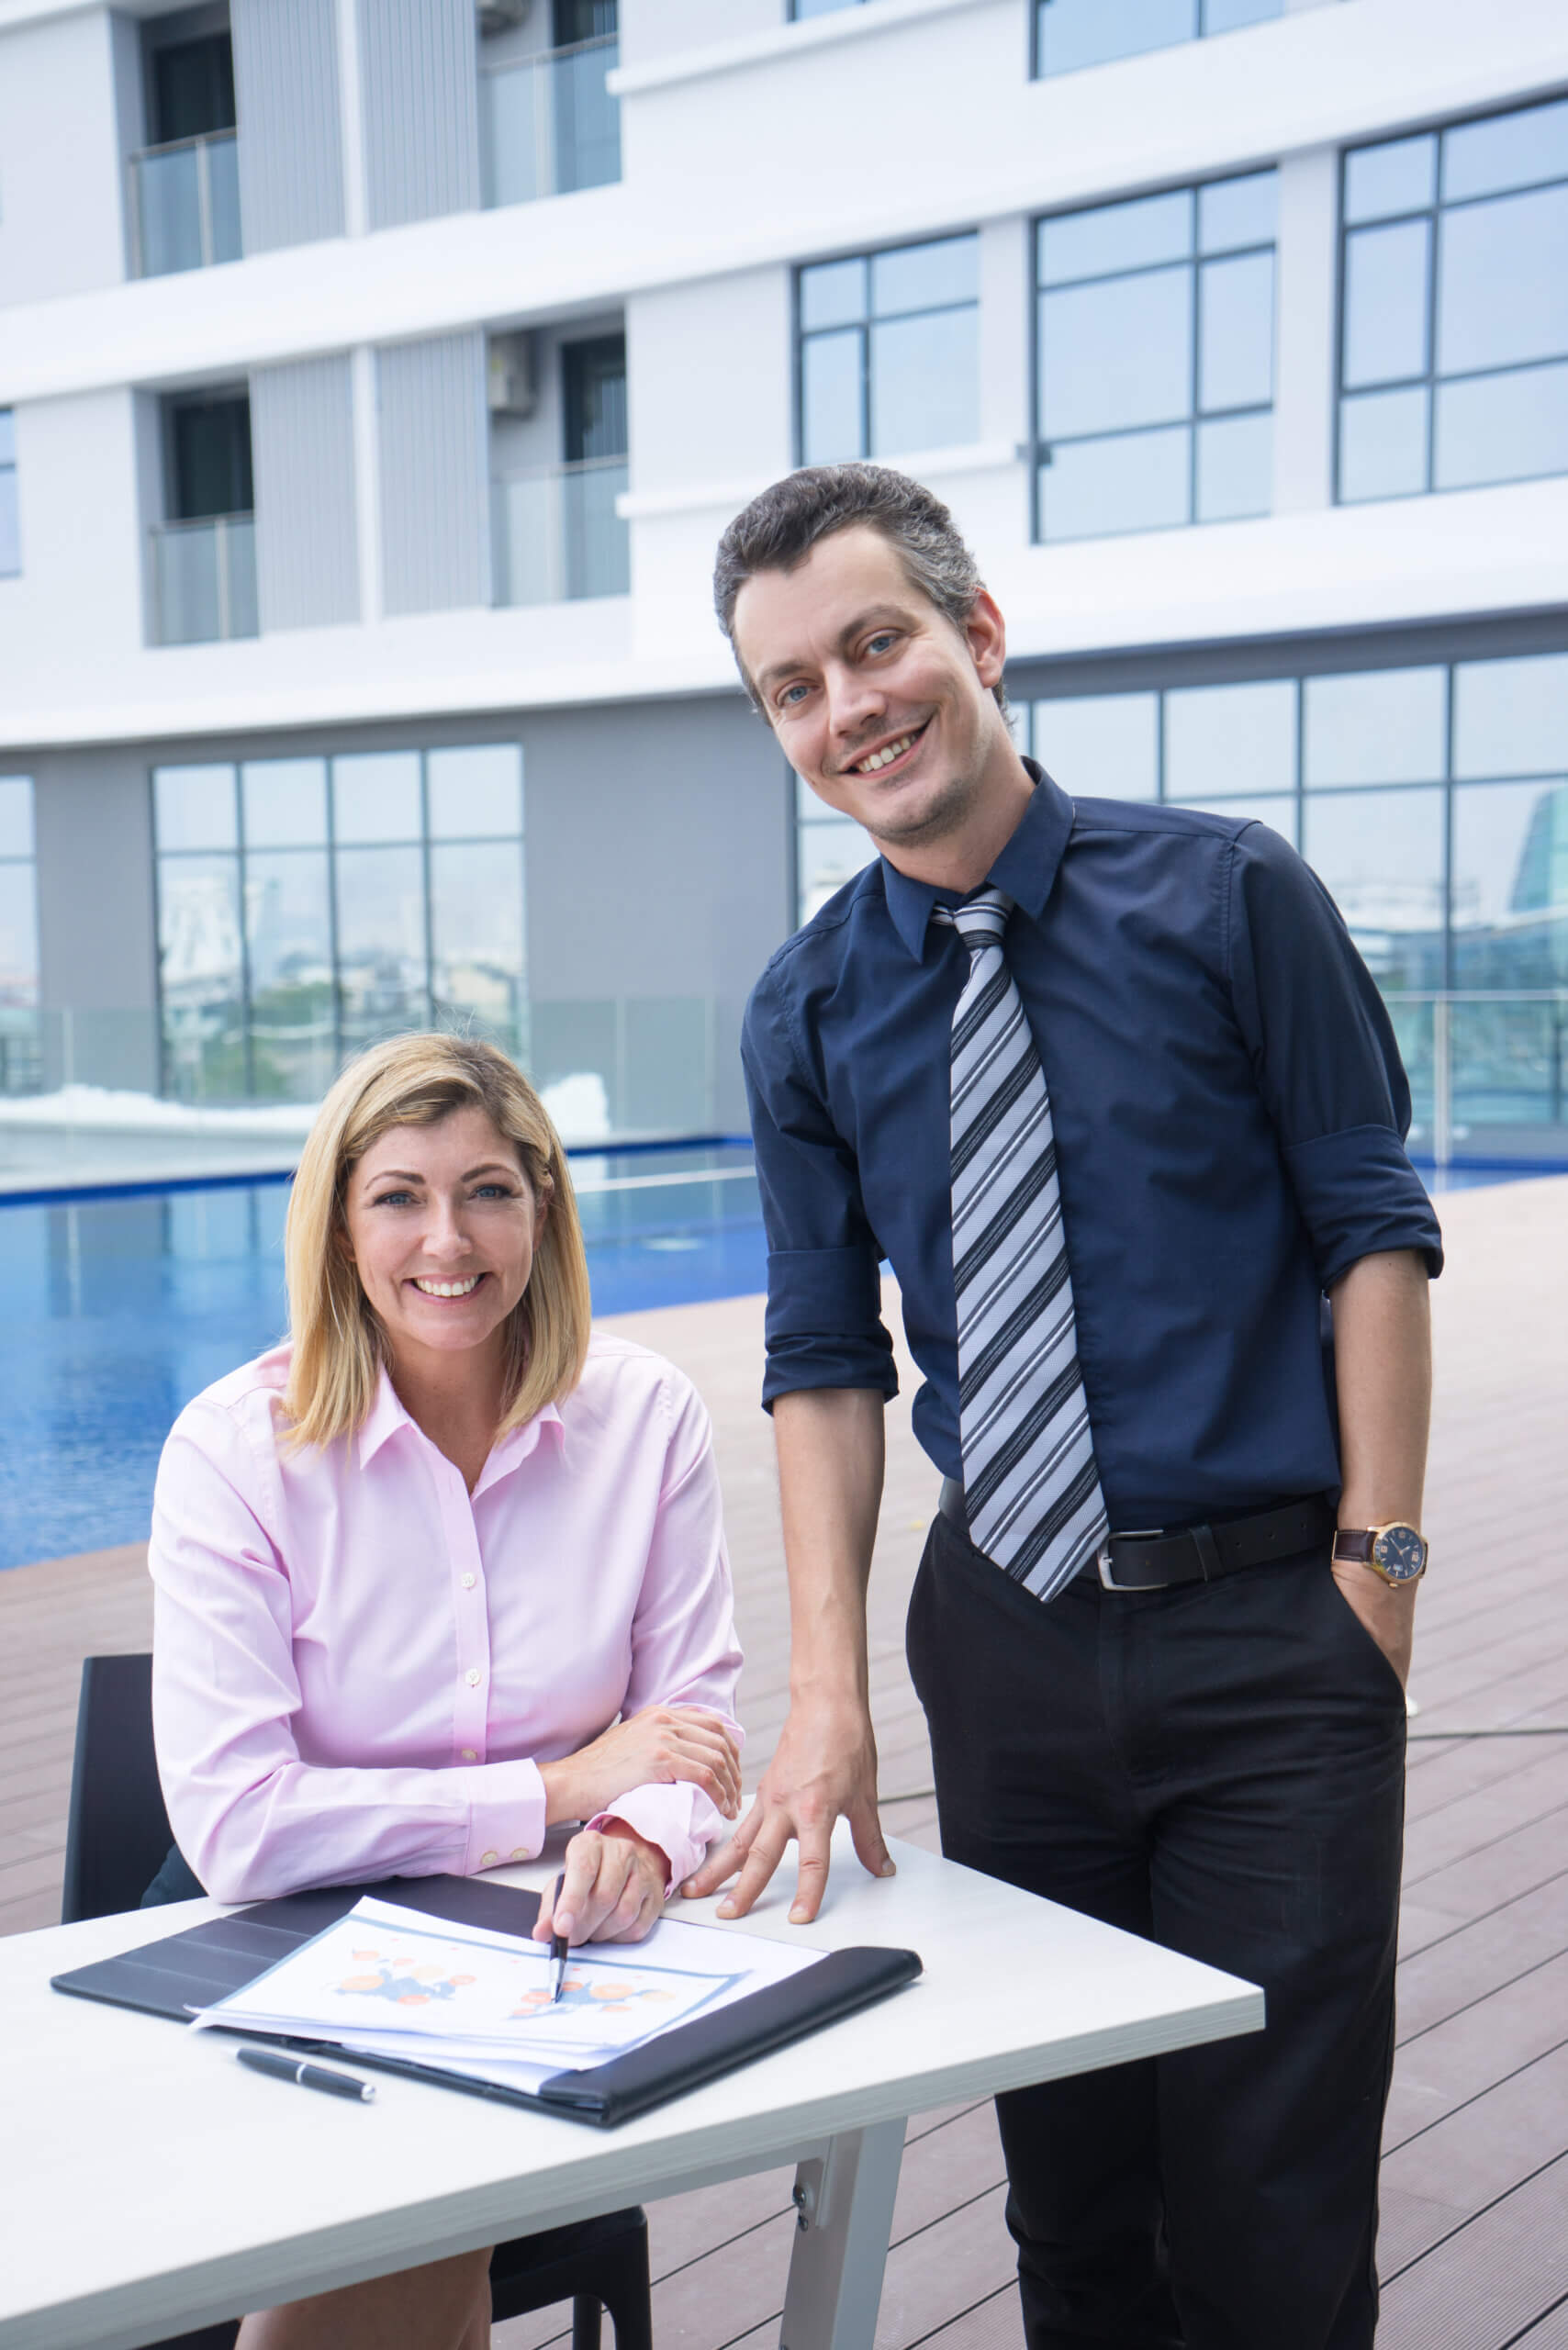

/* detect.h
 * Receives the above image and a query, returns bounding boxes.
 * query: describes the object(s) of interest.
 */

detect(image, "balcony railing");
[150,513,258,645]
[1383,990,1568,1167]
[492,458,630,606]
[480,34,621,207]
[129,130,241,277]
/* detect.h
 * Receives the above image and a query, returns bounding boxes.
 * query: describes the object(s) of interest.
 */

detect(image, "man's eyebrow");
[753,605,914,697]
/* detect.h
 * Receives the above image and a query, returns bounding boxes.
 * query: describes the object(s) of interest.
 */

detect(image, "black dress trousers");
[905,1510,1406,2350]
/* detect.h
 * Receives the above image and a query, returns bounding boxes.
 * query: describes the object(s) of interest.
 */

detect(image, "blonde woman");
[150,1034,744,2350]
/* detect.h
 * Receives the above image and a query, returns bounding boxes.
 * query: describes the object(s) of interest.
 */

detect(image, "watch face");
[1372,1525,1426,1582]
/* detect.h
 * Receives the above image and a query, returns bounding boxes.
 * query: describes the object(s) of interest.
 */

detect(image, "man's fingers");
[848,1794,896,1884]
[787,1817,835,1925]
[716,1814,793,1919]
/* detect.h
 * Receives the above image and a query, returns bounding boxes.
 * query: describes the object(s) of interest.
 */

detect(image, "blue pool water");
[0,1154,766,1570]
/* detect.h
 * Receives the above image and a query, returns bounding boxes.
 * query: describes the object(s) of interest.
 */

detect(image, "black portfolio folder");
[51,1874,922,2128]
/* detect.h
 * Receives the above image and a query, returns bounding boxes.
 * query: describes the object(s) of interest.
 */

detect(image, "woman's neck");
[385,1338,508,1493]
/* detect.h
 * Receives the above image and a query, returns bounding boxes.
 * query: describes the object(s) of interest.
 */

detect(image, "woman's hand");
[532,1823,670,1945]
[538,1705,743,1827]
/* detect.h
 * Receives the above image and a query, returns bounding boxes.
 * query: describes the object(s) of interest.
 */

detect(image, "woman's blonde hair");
[282,1033,591,1451]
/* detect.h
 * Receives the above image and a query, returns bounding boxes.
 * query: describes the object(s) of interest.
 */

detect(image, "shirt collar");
[879,758,1074,961]
[356,1364,566,1481]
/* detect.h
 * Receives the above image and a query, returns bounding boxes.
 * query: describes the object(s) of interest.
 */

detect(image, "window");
[1034,0,1282,80]
[1035,172,1276,542]
[790,1,867,17]
[794,774,878,928]
[0,412,17,577]
[0,777,39,1095]
[798,234,980,466]
[1338,95,1568,502]
[152,390,256,644]
[153,746,525,1102]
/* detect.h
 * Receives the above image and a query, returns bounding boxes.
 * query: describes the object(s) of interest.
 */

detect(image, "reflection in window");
[1034,694,1159,800]
[1034,0,1282,79]
[1036,173,1276,541]
[0,775,39,1094]
[1339,96,1568,502]
[799,235,980,465]
[153,746,526,1101]
[1166,679,1294,799]
[1303,668,1447,787]
[0,411,18,577]
[1301,789,1446,990]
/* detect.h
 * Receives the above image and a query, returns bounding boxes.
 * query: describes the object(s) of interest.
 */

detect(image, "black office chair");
[62,1655,652,2350]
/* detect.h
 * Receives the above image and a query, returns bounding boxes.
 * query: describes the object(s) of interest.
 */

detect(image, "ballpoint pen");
[236,2043,376,2101]
[548,1873,569,2003]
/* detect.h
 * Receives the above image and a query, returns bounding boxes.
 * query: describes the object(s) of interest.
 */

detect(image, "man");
[686,463,1441,2349]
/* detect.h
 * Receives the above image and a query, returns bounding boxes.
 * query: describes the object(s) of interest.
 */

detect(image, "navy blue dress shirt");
[743,763,1443,1532]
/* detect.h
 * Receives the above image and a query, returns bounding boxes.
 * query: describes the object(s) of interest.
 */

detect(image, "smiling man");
[687,464,1443,2350]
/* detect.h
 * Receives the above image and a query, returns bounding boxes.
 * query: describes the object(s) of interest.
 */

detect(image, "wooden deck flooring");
[2,1169,1564,2347]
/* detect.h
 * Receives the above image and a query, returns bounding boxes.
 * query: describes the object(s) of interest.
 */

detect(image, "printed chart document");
[192,1896,825,2094]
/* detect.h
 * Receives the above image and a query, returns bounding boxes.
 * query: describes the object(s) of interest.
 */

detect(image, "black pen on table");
[236,2044,375,2101]
[548,1873,569,2003]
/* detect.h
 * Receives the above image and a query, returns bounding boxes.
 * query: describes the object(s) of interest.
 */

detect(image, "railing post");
[215,517,230,642]
[1432,993,1452,1171]
[196,133,213,268]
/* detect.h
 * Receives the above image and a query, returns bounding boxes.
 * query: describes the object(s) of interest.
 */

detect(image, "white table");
[0,1827,1261,2350]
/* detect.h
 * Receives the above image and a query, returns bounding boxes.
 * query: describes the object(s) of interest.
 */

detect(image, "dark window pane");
[801,328,864,464]
[1453,653,1568,779]
[154,764,238,852]
[1195,411,1271,519]
[1451,780,1568,987]
[245,850,335,1102]
[431,840,526,1052]
[1442,95,1568,205]
[1197,170,1276,253]
[1039,268,1193,438]
[1199,251,1273,409]
[1342,219,1429,388]
[800,257,868,330]
[1168,680,1294,798]
[563,335,627,462]
[0,776,33,859]
[1036,0,1194,77]
[1437,186,1568,376]
[241,759,328,849]
[869,308,979,453]
[1038,189,1192,285]
[1338,385,1428,501]
[170,396,252,520]
[427,744,523,841]
[1344,134,1437,224]
[1434,362,1568,492]
[1040,426,1191,540]
[332,752,421,845]
[1032,694,1159,800]
[1304,667,1446,788]
[870,235,978,316]
[335,845,429,1047]
[158,855,244,1100]
[151,32,236,143]
[1302,788,1446,988]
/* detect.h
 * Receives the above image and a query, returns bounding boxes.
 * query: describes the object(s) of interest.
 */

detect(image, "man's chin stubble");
[862,769,976,849]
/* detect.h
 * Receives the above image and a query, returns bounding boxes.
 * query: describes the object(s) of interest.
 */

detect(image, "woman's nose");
[421,1203,473,1258]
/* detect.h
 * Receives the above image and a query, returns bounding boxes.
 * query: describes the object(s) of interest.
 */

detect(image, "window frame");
[793,229,981,469]
[1030,0,1286,83]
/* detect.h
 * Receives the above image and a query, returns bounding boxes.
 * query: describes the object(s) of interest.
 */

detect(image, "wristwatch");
[1333,1523,1428,1584]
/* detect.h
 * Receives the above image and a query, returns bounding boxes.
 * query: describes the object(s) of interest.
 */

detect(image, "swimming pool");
[0,1149,764,1571]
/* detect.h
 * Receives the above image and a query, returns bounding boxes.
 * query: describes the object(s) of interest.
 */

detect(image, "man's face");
[731,524,1007,852]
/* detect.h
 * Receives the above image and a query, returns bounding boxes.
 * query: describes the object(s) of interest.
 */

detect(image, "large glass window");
[154,745,525,1102]
[1338,95,1568,502]
[798,235,980,466]
[1036,172,1277,542]
[0,777,39,1094]
[794,775,879,928]
[1034,0,1282,78]
[0,412,18,577]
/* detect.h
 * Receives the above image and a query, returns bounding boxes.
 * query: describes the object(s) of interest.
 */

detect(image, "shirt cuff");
[1283,1124,1444,1291]
[461,1758,548,1877]
[586,1783,717,1897]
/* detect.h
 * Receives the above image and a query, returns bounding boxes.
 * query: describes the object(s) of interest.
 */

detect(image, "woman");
[150,1034,744,2350]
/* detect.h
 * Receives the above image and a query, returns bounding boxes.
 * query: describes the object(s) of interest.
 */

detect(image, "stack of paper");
[192,1895,823,2096]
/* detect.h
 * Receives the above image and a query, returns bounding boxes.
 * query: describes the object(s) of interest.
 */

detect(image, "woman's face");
[341,1106,547,1374]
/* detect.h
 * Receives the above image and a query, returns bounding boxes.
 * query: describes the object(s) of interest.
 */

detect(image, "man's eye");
[778,682,810,710]
[867,632,897,655]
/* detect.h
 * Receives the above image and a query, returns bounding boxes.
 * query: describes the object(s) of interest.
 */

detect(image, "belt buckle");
[1096,1529,1167,1593]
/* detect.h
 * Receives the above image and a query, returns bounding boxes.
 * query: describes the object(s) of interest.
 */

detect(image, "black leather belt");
[938,1479,1336,1591]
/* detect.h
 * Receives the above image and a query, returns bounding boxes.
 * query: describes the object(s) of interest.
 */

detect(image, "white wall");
[620,0,780,73]
[0,7,128,306]
[0,387,146,687]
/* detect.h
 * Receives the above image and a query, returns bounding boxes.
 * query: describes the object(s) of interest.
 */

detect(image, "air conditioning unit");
[477,0,532,30]
[487,332,538,418]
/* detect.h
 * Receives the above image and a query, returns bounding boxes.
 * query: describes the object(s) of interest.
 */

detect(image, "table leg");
[778,2116,906,2350]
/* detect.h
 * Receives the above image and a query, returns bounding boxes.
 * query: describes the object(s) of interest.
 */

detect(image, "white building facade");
[0,0,1564,1154]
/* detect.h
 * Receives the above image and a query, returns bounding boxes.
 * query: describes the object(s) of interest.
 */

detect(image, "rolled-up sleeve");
[1226,822,1443,1290]
[742,957,897,1410]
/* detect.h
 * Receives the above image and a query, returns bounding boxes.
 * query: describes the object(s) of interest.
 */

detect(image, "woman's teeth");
[857,731,917,773]
[412,1276,482,1298]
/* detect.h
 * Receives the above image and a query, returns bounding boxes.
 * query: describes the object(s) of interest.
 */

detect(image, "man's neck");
[876,740,1035,895]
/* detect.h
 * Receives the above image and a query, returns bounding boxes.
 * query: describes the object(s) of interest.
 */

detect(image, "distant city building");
[0,0,1564,1154]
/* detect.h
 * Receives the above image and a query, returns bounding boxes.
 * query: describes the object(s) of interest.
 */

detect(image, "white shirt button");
[465,1666,482,1687]
[461,1572,476,1590]
[460,1749,477,1762]
[510,1848,529,1863]
[480,1851,498,1869]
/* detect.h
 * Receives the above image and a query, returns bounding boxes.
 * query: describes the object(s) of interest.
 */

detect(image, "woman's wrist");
[539,1756,589,1827]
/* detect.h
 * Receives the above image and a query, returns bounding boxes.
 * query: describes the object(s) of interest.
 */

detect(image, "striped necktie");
[932,889,1109,1599]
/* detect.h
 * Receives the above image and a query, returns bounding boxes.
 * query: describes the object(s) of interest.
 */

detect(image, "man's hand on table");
[680,1690,895,1923]
[532,1821,670,1945]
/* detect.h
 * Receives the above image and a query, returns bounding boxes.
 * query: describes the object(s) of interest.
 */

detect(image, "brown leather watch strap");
[1332,1528,1377,1563]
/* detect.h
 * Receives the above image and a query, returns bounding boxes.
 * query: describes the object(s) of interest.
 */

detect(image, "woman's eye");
[372,1191,415,1208]
[472,1184,517,1201]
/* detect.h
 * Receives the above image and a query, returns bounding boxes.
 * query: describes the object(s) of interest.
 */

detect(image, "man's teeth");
[857,733,916,773]
[412,1276,482,1298]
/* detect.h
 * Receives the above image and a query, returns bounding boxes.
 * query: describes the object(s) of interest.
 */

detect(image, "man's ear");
[965,589,1007,692]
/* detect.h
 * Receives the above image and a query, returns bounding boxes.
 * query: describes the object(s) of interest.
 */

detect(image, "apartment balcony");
[492,458,630,605]
[479,35,621,207]
[129,131,241,277]
[150,512,257,645]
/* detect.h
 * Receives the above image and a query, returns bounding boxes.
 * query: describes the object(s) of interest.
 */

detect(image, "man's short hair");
[712,463,1006,712]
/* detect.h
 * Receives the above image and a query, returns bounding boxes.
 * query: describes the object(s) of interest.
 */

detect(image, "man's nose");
[825,662,885,744]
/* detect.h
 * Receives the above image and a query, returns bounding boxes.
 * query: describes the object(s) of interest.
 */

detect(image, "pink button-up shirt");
[149,1332,743,1906]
